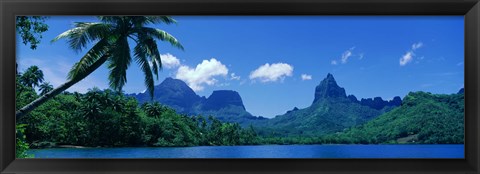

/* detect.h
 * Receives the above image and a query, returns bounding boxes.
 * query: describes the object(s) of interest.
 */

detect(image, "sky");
[16,16,464,118]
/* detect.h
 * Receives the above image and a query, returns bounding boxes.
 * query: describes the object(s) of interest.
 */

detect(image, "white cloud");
[230,73,241,80]
[399,51,414,66]
[331,47,357,65]
[301,74,312,81]
[399,42,424,66]
[175,58,228,91]
[160,53,181,69]
[412,42,423,50]
[249,63,293,83]
[341,47,355,64]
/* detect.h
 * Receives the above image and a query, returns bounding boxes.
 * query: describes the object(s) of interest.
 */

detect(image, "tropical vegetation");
[16,16,183,122]
[16,72,259,152]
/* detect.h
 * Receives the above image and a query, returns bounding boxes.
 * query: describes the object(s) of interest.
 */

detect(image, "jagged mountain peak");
[313,73,347,103]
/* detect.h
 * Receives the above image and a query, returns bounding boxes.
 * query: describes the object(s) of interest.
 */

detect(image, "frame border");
[1,0,479,173]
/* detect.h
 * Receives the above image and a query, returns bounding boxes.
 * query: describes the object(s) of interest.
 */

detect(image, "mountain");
[331,91,464,144]
[258,73,387,136]
[128,78,265,124]
[129,77,204,114]
[202,90,245,111]
[313,73,346,103]
[355,96,402,110]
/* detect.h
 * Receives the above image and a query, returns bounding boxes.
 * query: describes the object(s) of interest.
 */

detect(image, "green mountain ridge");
[327,91,464,144]
[255,73,394,136]
[260,97,384,136]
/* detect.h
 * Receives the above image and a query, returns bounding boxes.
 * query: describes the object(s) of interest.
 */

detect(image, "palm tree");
[17,66,44,98]
[142,102,164,118]
[19,65,44,89]
[39,82,53,95]
[16,16,184,120]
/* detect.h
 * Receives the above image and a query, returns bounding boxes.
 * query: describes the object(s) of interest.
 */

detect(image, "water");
[27,144,464,158]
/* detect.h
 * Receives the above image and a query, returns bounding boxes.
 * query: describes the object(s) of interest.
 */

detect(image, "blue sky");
[17,16,464,118]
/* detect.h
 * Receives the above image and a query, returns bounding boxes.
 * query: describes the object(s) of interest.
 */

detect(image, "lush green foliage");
[16,124,33,158]
[255,92,464,145]
[327,91,464,144]
[16,16,49,50]
[256,97,383,136]
[16,70,259,149]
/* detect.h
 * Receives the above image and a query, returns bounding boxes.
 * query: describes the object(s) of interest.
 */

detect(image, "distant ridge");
[127,78,265,124]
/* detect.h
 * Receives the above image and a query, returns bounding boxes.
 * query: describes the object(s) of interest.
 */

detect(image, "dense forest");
[16,66,260,157]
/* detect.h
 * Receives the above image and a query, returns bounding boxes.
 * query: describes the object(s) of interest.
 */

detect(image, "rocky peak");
[313,73,347,103]
[203,90,246,111]
[148,77,202,113]
[360,96,402,110]
[159,77,190,90]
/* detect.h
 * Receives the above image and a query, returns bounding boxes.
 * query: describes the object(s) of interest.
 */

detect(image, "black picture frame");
[1,0,479,173]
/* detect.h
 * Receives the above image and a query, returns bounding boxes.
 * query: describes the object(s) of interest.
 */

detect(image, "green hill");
[328,91,464,144]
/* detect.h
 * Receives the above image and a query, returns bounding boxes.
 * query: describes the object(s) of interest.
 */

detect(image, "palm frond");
[140,27,184,50]
[139,34,162,80]
[133,37,155,99]
[52,22,112,52]
[107,36,131,92]
[97,16,123,25]
[67,37,112,81]
[130,16,177,28]
[145,16,177,25]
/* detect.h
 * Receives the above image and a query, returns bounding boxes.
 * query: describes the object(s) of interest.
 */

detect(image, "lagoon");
[27,144,464,158]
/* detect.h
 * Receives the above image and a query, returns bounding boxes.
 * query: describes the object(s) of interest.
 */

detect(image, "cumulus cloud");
[400,42,423,66]
[301,74,312,81]
[160,53,181,69]
[249,63,293,82]
[175,58,228,91]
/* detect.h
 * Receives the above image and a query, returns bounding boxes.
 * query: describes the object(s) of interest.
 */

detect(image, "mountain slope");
[330,91,464,144]
[131,77,204,114]
[258,73,387,136]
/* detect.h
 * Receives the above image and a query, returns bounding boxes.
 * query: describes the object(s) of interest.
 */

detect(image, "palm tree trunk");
[16,55,109,121]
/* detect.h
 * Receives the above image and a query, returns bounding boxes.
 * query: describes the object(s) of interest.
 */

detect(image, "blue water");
[27,144,464,158]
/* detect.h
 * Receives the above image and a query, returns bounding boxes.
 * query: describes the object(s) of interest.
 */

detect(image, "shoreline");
[29,143,465,150]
